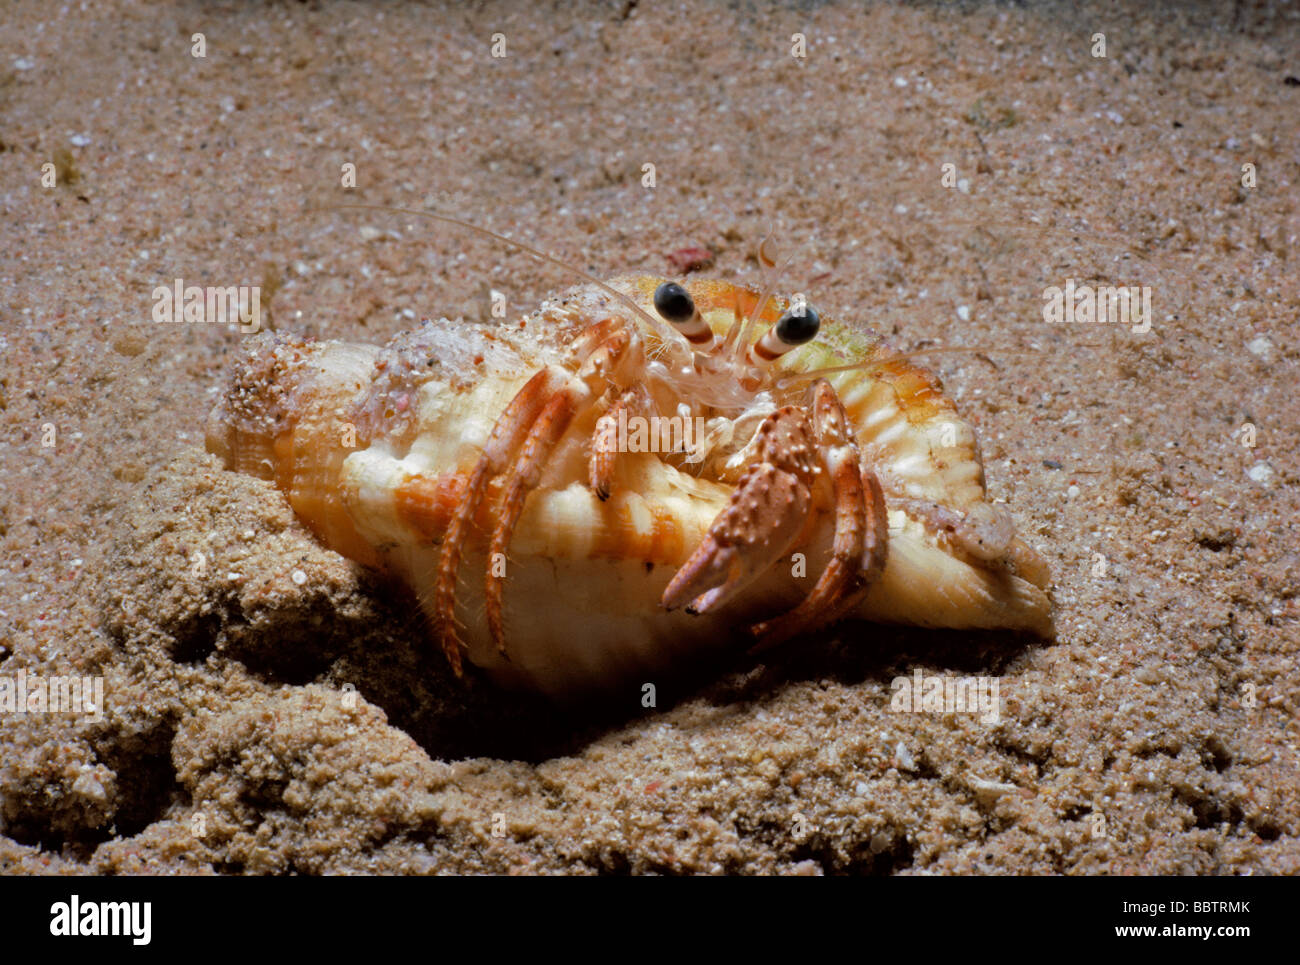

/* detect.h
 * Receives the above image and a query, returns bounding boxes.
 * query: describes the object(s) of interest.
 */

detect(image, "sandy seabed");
[0,0,1297,874]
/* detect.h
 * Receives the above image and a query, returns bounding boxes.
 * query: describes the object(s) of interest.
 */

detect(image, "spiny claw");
[662,408,816,614]
[661,467,808,612]
[747,383,890,653]
[664,537,744,614]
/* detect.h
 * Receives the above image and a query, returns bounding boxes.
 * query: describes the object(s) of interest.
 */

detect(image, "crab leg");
[749,381,889,650]
[589,381,652,501]
[433,318,635,671]
[432,366,571,674]
[483,327,632,655]
[661,406,817,614]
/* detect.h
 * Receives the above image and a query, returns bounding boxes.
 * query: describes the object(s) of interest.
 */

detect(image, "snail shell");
[206,277,1052,697]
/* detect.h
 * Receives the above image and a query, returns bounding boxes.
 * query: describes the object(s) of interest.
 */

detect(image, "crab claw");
[662,406,817,615]
[662,462,811,613]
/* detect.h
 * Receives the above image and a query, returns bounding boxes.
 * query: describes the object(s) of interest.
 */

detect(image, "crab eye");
[653,282,696,324]
[775,306,821,346]
[750,304,822,364]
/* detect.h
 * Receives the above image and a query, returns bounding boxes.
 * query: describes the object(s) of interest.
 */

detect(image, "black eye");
[775,305,820,345]
[653,282,696,324]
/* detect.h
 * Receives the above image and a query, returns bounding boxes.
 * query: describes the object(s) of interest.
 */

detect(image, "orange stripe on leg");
[486,328,631,654]
[392,472,464,541]
[432,366,568,675]
[485,391,582,654]
[589,381,651,501]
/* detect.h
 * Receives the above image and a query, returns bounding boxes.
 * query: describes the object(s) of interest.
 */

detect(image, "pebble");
[969,776,1019,804]
[1245,336,1273,360]
[1134,666,1161,685]
[72,770,107,802]
[895,741,916,770]
[1246,462,1273,485]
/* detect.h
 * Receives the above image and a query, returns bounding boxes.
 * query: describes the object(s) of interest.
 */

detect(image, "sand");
[0,0,1296,874]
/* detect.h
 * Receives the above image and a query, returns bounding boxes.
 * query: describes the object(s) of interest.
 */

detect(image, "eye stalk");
[653,281,713,347]
[751,304,821,363]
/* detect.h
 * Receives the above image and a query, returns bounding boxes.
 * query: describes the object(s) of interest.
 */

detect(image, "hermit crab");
[206,214,1052,697]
